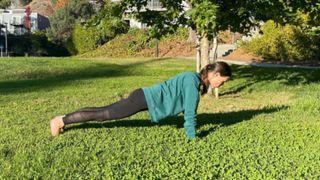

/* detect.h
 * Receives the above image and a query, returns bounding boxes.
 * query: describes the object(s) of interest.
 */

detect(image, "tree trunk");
[196,35,201,73]
[200,33,221,97]
[200,33,209,70]
[211,34,219,98]
[196,33,219,97]
[214,87,219,98]
[187,28,197,43]
[211,35,218,63]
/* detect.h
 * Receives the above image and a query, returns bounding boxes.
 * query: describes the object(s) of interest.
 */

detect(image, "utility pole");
[0,23,8,57]
[0,24,3,57]
[4,23,8,56]
[2,9,10,57]
[155,39,159,58]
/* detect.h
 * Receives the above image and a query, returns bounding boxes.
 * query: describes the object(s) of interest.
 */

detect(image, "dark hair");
[199,61,232,95]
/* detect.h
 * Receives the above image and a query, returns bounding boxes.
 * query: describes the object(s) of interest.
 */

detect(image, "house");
[0,8,49,35]
[112,0,168,28]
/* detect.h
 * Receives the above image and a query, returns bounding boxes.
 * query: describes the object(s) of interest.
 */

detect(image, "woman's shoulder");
[178,71,200,80]
[174,72,200,87]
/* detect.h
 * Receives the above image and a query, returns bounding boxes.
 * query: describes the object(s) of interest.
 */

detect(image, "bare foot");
[50,116,65,137]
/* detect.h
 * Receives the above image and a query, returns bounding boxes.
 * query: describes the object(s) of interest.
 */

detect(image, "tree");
[121,0,319,72]
[0,0,11,9]
[46,0,95,43]
[70,1,128,54]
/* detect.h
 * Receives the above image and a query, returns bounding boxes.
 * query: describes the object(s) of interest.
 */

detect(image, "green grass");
[0,57,319,179]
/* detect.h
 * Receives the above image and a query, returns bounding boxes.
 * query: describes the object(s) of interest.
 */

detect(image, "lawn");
[0,57,319,179]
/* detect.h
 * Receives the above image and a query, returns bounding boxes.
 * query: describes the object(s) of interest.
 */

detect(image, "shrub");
[68,1,128,55]
[241,20,320,62]
[8,31,69,57]
[68,24,97,55]
[0,0,10,8]
[46,0,94,43]
[70,20,128,55]
[161,28,189,41]
[79,28,152,57]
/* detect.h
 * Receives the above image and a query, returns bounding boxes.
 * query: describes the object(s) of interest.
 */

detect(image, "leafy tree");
[121,0,320,72]
[59,0,128,55]
[70,1,128,54]
[286,0,320,27]
[46,0,94,43]
[241,20,320,61]
[0,0,11,9]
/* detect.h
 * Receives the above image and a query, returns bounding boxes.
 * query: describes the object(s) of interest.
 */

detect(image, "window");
[30,16,37,30]
[147,0,162,9]
[12,17,17,24]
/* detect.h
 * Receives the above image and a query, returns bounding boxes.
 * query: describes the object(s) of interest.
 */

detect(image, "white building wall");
[0,9,42,35]
[125,18,147,29]
[112,0,172,29]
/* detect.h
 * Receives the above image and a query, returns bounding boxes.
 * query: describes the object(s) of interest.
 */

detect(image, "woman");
[50,62,232,139]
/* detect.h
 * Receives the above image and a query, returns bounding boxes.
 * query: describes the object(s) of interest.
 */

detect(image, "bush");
[7,31,69,57]
[46,0,94,43]
[79,28,153,57]
[67,1,128,55]
[0,0,10,8]
[241,20,320,62]
[70,20,128,55]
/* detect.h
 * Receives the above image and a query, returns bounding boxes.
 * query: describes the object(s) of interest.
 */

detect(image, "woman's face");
[207,72,230,88]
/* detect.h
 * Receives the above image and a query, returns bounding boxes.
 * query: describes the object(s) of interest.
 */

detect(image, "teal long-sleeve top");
[142,72,201,139]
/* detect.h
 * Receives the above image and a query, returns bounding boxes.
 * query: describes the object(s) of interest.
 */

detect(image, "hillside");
[26,0,68,17]
[27,0,54,16]
[80,29,242,58]
[80,29,196,58]
[53,0,69,9]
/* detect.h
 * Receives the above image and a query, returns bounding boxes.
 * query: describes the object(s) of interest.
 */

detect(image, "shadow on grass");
[66,105,287,138]
[2,58,320,95]
[219,65,320,96]
[0,58,169,94]
[233,65,320,85]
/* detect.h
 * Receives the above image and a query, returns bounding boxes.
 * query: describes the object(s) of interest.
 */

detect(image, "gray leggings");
[62,89,148,125]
